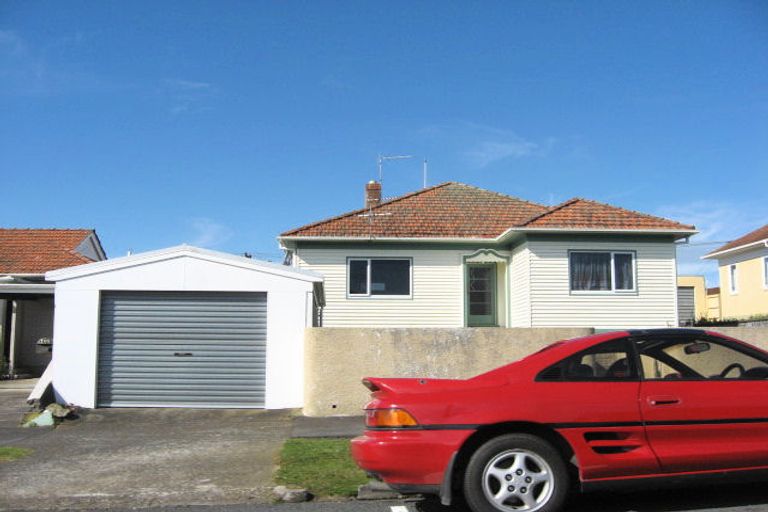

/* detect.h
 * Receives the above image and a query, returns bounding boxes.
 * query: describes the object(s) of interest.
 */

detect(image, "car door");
[535,338,660,480]
[636,333,768,473]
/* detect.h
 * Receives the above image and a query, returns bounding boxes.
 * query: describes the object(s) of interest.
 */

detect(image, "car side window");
[537,339,637,382]
[635,336,768,381]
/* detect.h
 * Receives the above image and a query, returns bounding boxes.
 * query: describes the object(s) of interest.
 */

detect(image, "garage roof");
[46,245,323,283]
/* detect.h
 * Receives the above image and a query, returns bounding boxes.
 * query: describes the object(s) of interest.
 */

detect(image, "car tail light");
[365,408,419,428]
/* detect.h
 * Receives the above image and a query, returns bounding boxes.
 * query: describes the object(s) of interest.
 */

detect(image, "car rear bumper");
[350,428,473,487]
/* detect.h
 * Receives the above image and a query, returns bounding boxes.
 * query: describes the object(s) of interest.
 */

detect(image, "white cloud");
[162,79,215,115]
[420,122,549,169]
[188,218,233,248]
[656,201,768,287]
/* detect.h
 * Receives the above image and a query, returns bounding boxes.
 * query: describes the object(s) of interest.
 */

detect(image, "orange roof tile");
[281,183,695,239]
[706,223,768,256]
[282,182,548,239]
[521,198,696,231]
[0,229,100,274]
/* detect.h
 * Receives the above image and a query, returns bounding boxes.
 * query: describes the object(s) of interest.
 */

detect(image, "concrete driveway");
[0,389,293,510]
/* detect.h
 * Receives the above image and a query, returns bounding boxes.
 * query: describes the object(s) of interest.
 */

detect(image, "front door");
[466,263,496,327]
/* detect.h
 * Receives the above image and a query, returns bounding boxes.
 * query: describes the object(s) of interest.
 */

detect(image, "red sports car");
[351,329,768,512]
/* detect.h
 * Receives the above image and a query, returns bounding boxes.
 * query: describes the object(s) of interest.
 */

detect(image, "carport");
[46,245,323,409]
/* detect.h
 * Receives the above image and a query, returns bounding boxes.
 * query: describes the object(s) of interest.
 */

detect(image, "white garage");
[46,245,323,409]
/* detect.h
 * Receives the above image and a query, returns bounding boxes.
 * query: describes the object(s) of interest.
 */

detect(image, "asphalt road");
[22,481,768,512]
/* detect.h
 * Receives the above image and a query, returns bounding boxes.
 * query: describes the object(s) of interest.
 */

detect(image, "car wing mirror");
[684,342,711,355]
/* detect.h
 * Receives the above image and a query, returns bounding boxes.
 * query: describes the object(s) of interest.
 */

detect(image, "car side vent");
[592,446,635,455]
[537,366,562,381]
[584,432,628,442]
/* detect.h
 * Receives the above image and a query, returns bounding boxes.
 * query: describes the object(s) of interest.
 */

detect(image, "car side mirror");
[684,342,711,355]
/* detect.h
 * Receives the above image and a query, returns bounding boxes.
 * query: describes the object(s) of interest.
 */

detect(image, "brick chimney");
[365,180,382,208]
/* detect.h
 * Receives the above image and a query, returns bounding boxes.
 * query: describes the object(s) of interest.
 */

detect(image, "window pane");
[614,253,634,290]
[558,340,635,381]
[370,259,410,295]
[570,253,611,291]
[349,260,368,295]
[636,338,768,380]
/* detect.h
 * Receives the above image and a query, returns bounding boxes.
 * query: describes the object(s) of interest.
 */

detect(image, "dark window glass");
[349,260,368,295]
[469,266,493,315]
[370,260,410,295]
[538,340,636,381]
[570,253,611,291]
[615,253,634,290]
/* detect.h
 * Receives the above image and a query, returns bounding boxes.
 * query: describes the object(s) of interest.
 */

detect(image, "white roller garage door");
[97,291,267,408]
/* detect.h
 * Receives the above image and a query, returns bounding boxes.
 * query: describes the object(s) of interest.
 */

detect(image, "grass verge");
[275,438,368,498]
[0,446,32,462]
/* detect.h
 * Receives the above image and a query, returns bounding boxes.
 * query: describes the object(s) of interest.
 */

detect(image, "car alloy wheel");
[464,434,569,512]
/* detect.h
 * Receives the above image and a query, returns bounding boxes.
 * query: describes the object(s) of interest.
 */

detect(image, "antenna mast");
[377,154,413,185]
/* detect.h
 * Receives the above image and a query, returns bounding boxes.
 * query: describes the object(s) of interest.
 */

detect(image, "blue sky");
[1,1,766,284]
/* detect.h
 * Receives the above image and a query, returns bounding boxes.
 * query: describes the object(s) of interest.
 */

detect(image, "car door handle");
[648,396,681,406]
[174,352,193,357]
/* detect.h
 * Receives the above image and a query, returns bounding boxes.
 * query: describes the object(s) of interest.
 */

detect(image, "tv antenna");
[377,154,412,185]
[377,154,430,188]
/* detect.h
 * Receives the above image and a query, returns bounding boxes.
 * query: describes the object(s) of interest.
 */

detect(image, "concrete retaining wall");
[708,327,768,350]
[303,327,768,417]
[303,327,594,416]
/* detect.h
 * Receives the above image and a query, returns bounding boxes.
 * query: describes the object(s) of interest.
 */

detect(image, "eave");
[701,239,768,260]
[278,227,697,249]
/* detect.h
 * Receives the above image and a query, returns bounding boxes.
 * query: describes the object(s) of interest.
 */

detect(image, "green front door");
[466,263,497,327]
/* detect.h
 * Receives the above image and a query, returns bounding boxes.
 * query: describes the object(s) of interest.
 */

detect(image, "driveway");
[0,389,293,510]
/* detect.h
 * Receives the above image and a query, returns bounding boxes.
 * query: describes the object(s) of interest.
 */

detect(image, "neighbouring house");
[279,182,697,330]
[0,229,105,377]
[46,245,323,409]
[702,223,768,320]
[707,287,722,320]
[676,275,708,325]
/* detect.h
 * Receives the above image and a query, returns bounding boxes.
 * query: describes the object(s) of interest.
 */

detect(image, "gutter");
[279,227,698,247]
[701,239,768,260]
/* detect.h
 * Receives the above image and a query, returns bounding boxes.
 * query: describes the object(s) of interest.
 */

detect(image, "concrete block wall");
[303,327,594,416]
[303,327,768,417]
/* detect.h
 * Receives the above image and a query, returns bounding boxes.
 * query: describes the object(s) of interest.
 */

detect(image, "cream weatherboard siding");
[526,239,678,329]
[296,247,470,327]
[508,243,532,327]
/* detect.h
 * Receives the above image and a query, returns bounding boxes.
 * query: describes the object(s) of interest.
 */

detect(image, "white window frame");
[568,250,637,294]
[729,264,738,295]
[764,257,768,289]
[346,257,413,299]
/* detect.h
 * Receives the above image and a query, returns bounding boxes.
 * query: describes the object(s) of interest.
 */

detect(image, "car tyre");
[463,433,569,512]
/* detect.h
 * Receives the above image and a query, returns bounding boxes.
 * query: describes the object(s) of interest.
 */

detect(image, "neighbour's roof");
[280,182,696,240]
[704,224,768,258]
[0,229,100,274]
[707,287,720,295]
[46,245,324,283]
[520,197,696,231]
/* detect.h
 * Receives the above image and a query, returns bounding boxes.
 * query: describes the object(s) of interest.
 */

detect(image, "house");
[702,223,768,320]
[46,245,323,409]
[279,181,697,330]
[676,275,708,325]
[0,229,106,377]
[707,287,722,320]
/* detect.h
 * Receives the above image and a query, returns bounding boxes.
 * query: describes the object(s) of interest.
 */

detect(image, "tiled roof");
[281,182,548,239]
[706,224,768,257]
[0,229,99,274]
[521,198,696,231]
[282,182,695,239]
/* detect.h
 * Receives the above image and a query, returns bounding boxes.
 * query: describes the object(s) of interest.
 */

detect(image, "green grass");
[275,438,369,497]
[0,446,32,462]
